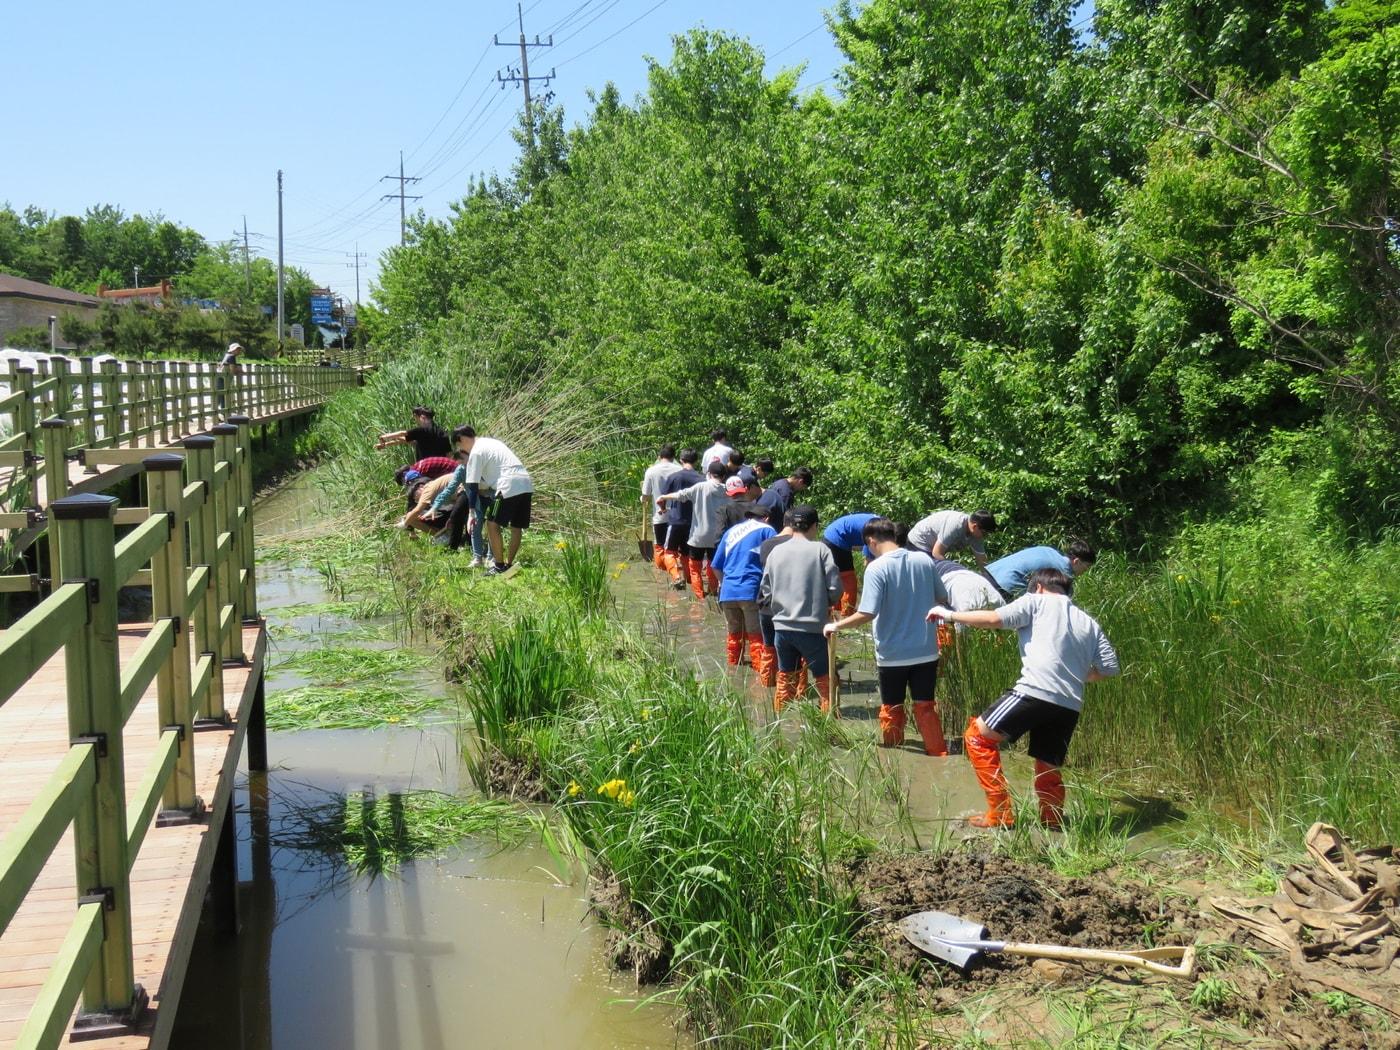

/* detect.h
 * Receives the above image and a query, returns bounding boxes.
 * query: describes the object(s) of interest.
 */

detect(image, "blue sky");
[3,0,846,301]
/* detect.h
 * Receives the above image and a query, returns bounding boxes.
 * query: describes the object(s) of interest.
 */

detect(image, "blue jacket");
[710,519,777,602]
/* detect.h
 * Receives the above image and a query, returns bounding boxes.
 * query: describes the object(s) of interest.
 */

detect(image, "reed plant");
[556,535,611,614]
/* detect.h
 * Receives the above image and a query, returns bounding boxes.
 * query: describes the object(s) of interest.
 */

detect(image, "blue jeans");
[774,629,828,677]
[447,488,488,557]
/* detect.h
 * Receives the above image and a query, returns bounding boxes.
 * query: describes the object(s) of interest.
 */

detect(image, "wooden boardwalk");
[0,624,265,1048]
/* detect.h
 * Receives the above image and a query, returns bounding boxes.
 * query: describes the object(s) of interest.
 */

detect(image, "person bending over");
[822,511,879,616]
[908,508,998,566]
[827,517,950,755]
[983,539,1096,599]
[376,406,451,459]
[759,505,842,715]
[928,567,1119,830]
[756,466,813,532]
[453,425,534,576]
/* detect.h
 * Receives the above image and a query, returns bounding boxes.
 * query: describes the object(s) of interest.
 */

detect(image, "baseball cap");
[789,504,819,531]
[404,470,421,483]
[227,342,243,353]
[725,477,748,497]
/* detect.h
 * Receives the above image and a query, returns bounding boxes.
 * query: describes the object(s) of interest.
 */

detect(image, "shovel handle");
[998,942,1196,978]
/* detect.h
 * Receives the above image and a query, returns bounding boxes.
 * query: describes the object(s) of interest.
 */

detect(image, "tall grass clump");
[307,340,632,533]
[556,535,611,614]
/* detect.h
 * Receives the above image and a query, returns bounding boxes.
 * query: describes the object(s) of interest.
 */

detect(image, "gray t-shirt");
[996,593,1119,711]
[908,510,984,557]
[670,479,729,547]
[641,459,682,524]
[858,548,949,666]
[759,537,841,632]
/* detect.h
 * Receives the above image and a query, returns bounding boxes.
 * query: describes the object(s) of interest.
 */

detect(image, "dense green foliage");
[372,0,1400,547]
[1,202,322,356]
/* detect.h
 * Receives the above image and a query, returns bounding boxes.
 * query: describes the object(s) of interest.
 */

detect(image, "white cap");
[227,342,243,353]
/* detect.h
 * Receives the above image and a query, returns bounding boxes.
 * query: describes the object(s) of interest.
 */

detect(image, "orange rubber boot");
[937,621,955,652]
[760,645,778,687]
[773,671,797,714]
[652,543,667,571]
[878,704,906,747]
[837,570,858,616]
[963,718,1013,828]
[747,638,765,674]
[665,551,685,584]
[1034,760,1066,830]
[725,632,743,666]
[686,557,706,600]
[704,562,719,597]
[795,662,809,698]
[911,701,948,756]
[815,675,838,716]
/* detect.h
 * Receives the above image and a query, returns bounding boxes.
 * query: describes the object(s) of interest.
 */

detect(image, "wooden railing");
[1,354,361,588]
[0,418,261,1049]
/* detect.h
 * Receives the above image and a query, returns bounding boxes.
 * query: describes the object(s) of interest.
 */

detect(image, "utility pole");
[132,265,141,288]
[380,152,422,246]
[276,169,285,345]
[240,216,253,294]
[495,2,554,152]
[345,244,367,307]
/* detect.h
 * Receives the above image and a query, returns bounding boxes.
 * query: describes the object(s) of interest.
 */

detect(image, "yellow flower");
[597,778,626,799]
[1175,574,1186,582]
[619,789,636,807]
[616,561,629,570]
[640,707,652,721]
[567,780,581,797]
[628,740,641,755]
[555,540,568,550]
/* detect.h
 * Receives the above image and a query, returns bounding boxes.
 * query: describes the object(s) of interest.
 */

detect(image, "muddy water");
[172,476,684,1050]
[610,557,1002,839]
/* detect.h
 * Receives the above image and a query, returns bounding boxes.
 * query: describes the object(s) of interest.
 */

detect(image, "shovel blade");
[899,910,989,969]
[638,539,655,562]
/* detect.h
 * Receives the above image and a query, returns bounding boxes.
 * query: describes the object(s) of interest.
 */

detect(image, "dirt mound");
[844,850,1185,986]
[589,870,672,983]
[482,752,553,803]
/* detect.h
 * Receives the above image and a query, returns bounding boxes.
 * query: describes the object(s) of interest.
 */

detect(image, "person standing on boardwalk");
[453,425,534,576]
[759,505,842,715]
[822,511,879,615]
[217,342,241,411]
[701,429,735,473]
[756,466,814,531]
[928,567,1119,829]
[983,540,1096,599]
[376,407,452,459]
[657,449,703,590]
[656,459,729,599]
[641,444,682,573]
[826,517,951,755]
[908,508,998,566]
[710,503,777,673]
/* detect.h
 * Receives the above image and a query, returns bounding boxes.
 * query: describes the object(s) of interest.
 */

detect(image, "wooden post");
[99,359,119,448]
[227,415,258,620]
[77,357,96,451]
[145,454,200,815]
[41,417,71,583]
[209,423,244,663]
[49,355,72,420]
[181,435,226,721]
[13,367,35,507]
[52,493,144,1020]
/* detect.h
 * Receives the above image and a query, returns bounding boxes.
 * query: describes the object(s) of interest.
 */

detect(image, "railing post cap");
[40,416,69,429]
[210,423,239,435]
[181,435,217,450]
[143,453,185,472]
[51,493,119,521]
[227,415,251,425]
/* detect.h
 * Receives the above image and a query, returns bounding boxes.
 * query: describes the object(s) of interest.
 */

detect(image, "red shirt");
[412,456,458,479]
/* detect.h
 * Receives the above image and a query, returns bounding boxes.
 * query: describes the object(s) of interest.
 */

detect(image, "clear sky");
[3,0,846,303]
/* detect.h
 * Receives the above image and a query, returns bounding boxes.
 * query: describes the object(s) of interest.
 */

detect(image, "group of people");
[378,406,535,577]
[640,436,1119,831]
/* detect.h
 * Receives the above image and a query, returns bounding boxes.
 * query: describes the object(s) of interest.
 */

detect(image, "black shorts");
[980,690,1079,766]
[823,539,855,573]
[662,521,690,552]
[652,523,668,546]
[487,491,532,529]
[877,659,939,706]
[421,510,448,529]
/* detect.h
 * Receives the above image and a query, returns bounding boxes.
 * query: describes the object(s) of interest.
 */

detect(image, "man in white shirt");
[700,428,735,473]
[640,444,682,571]
[453,425,534,576]
[928,566,1119,830]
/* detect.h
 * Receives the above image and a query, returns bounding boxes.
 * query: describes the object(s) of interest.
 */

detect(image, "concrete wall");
[0,296,100,350]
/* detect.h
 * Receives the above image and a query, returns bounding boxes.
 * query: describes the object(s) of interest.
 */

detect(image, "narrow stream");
[171,476,684,1049]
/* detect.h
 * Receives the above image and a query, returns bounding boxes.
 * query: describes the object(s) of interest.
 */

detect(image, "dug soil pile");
[845,850,1189,988]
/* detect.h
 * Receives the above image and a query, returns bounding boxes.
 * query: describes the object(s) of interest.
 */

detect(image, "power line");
[494,2,555,152]
[404,43,494,162]
[380,151,423,246]
[770,23,825,61]
[416,82,502,180]
[554,0,674,69]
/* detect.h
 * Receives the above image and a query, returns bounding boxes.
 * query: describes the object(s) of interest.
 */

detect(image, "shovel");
[637,503,655,564]
[899,910,1196,978]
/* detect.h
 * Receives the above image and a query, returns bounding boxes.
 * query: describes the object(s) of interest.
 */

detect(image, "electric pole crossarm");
[381,151,423,246]
[494,1,554,152]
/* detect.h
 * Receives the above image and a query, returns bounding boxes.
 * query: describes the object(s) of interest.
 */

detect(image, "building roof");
[0,273,101,307]
[97,280,172,301]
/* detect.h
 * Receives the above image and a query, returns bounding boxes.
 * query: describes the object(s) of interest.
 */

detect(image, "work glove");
[926,605,955,622]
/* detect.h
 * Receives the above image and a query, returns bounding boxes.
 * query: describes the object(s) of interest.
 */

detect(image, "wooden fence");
[0,354,363,588]
[0,418,262,1048]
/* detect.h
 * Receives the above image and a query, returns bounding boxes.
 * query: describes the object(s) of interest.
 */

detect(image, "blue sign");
[310,295,334,324]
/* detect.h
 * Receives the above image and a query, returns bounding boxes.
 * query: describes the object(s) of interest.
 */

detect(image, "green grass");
[269,645,428,682]
[264,683,450,730]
